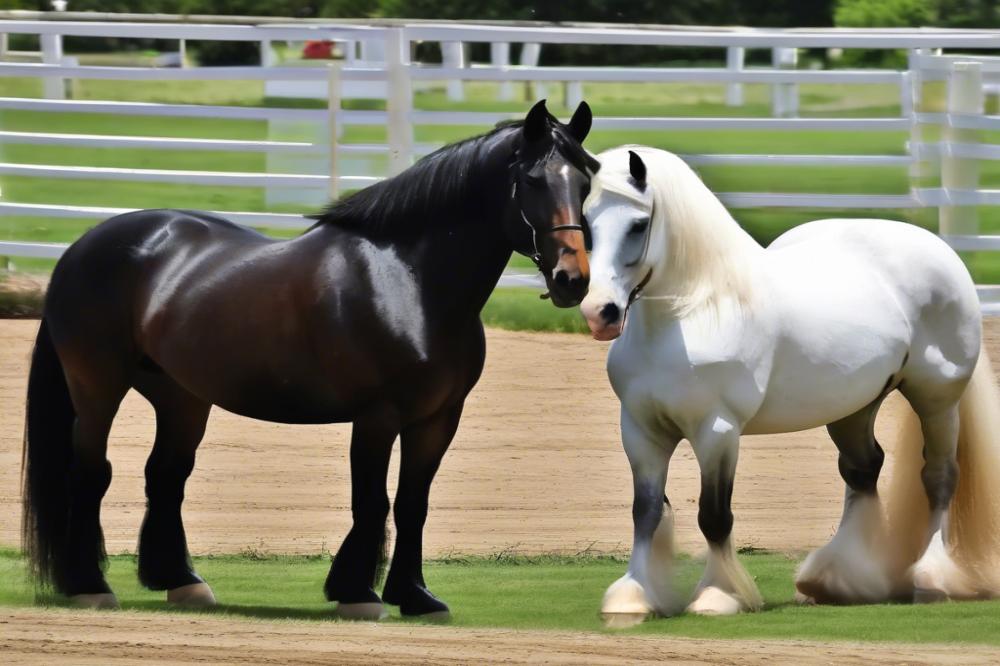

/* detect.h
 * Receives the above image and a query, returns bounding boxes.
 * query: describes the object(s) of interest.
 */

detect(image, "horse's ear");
[628,150,647,188]
[567,101,592,142]
[523,99,549,143]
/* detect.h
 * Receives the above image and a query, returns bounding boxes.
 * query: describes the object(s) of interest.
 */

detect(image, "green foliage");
[835,0,934,27]
[935,0,1000,28]
[833,0,934,67]
[320,0,380,18]
[0,0,41,8]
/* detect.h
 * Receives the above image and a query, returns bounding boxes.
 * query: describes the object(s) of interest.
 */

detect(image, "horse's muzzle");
[545,242,590,308]
[581,292,624,340]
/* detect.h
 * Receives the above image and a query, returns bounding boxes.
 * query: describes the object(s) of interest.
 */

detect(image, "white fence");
[4,17,1000,305]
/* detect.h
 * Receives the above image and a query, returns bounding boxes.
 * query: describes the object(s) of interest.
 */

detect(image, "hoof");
[686,586,743,616]
[70,592,119,610]
[794,546,892,605]
[913,586,950,604]
[412,609,452,623]
[600,612,648,629]
[601,574,652,628]
[794,590,817,605]
[794,578,845,606]
[384,582,450,618]
[167,582,217,607]
[601,575,651,614]
[910,532,979,601]
[333,601,388,621]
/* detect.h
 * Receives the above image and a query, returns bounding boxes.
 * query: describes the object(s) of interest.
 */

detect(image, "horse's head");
[507,100,599,308]
[580,149,657,340]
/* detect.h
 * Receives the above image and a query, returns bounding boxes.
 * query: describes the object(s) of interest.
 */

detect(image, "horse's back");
[46,209,258,334]
[767,218,979,335]
[747,218,981,433]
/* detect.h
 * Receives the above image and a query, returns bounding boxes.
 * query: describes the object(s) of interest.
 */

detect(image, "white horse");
[580,145,1000,626]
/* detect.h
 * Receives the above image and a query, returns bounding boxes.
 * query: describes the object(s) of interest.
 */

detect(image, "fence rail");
[4,16,1000,310]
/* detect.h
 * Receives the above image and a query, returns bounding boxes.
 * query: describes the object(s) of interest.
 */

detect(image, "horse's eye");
[525,173,546,188]
[628,220,649,235]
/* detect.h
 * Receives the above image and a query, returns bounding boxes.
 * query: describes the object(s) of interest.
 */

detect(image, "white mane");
[589,146,761,317]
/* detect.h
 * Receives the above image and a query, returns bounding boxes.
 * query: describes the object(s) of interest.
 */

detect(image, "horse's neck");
[386,151,516,318]
[414,217,514,318]
[644,185,764,322]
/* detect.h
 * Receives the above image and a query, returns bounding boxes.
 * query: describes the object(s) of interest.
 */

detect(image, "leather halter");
[510,164,586,271]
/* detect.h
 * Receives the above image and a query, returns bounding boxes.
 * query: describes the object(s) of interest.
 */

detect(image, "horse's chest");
[607,327,771,436]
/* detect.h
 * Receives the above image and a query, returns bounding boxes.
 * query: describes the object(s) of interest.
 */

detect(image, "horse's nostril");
[554,269,570,287]
[601,303,620,324]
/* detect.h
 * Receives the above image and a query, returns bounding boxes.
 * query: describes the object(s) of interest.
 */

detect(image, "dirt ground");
[3,318,1000,664]
[3,607,998,665]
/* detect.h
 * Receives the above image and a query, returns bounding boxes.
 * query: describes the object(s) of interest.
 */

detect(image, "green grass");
[2,547,999,644]
[482,288,589,333]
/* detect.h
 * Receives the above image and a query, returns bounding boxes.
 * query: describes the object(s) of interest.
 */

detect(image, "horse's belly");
[743,340,906,435]
[744,373,888,434]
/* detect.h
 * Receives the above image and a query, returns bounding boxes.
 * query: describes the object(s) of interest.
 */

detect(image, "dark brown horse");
[22,100,598,620]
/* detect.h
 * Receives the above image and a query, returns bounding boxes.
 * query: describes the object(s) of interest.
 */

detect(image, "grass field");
[1,547,998,644]
[3,66,1000,330]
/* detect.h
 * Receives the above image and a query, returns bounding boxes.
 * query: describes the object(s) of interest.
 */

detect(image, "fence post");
[327,62,343,201]
[260,40,277,67]
[906,49,933,182]
[442,41,465,102]
[725,46,744,107]
[40,32,65,100]
[565,81,583,109]
[771,47,797,118]
[941,61,984,237]
[520,43,543,101]
[386,28,413,176]
[490,42,513,101]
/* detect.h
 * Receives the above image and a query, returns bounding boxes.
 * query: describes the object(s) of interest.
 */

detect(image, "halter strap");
[513,180,586,270]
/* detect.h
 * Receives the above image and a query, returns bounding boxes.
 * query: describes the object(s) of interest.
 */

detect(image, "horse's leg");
[601,406,679,627]
[62,373,128,609]
[904,399,972,601]
[795,398,893,604]
[381,402,463,618]
[133,372,214,606]
[687,412,762,615]
[325,409,397,620]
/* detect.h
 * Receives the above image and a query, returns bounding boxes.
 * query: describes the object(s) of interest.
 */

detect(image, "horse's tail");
[22,318,77,592]
[884,344,1000,595]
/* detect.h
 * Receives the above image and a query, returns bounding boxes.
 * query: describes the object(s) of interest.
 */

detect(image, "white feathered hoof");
[167,582,217,607]
[600,574,652,628]
[911,533,979,602]
[794,544,892,605]
[70,592,119,610]
[333,601,388,621]
[686,586,744,616]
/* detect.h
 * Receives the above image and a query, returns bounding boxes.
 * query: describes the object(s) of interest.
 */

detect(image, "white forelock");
[588,145,761,317]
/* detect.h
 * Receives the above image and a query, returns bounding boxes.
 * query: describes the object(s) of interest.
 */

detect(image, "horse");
[21,100,600,620]
[579,145,1000,626]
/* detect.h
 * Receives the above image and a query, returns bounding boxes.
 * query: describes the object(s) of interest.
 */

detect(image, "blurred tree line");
[1,0,997,66]
[2,0,995,27]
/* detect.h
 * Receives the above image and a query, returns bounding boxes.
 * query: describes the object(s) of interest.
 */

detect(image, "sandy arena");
[3,318,1000,663]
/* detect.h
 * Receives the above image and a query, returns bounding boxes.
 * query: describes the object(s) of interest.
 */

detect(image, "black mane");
[309,118,598,238]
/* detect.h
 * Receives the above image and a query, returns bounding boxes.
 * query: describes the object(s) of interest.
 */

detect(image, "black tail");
[22,319,76,591]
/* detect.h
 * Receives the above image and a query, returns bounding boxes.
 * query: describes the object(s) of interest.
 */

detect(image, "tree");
[834,0,935,27]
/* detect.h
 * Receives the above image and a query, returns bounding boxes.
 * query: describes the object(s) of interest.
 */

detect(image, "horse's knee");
[697,491,733,546]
